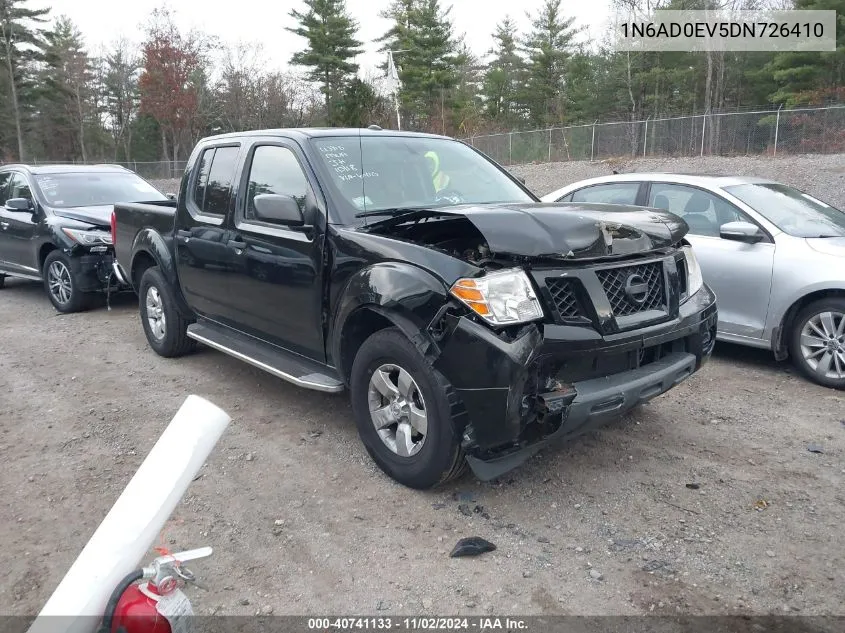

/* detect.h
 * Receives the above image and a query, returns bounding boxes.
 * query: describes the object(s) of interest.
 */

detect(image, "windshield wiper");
[354,206,432,219]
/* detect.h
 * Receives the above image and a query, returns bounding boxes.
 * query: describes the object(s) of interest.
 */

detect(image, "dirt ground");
[1,277,843,617]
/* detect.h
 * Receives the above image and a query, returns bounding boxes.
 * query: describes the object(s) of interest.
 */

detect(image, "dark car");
[113,128,717,489]
[0,164,168,312]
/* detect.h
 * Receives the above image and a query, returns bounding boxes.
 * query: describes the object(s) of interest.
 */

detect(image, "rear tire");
[788,297,845,390]
[350,327,467,489]
[138,266,195,358]
[42,250,93,313]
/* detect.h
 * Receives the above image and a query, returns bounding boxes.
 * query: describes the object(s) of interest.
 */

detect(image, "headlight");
[62,228,113,246]
[450,268,544,326]
[682,245,704,297]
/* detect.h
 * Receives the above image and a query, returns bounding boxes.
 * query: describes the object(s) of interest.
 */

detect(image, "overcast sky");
[34,0,613,74]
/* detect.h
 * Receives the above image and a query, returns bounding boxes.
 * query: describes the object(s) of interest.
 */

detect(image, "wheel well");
[38,243,57,272]
[339,308,394,383]
[131,251,156,289]
[776,289,845,358]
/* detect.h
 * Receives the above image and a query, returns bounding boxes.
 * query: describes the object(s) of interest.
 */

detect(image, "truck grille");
[545,278,583,319]
[596,262,665,316]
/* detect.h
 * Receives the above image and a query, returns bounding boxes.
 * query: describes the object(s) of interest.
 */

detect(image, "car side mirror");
[166,192,177,200]
[719,221,763,243]
[5,197,32,212]
[253,194,305,226]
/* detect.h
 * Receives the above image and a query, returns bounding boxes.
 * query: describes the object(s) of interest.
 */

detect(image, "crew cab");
[112,128,717,489]
[0,164,167,312]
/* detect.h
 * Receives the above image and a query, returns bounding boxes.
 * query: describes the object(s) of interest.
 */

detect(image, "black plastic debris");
[685,483,701,490]
[450,536,497,558]
[431,502,446,510]
[807,443,824,454]
[458,504,473,517]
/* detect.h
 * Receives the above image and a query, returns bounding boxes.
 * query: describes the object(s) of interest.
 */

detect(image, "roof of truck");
[202,127,451,143]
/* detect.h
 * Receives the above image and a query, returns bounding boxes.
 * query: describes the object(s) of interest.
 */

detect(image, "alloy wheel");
[47,260,73,305]
[367,363,428,457]
[799,310,845,381]
[145,286,167,341]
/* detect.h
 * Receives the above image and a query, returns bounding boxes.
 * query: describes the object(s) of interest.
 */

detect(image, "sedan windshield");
[724,183,845,238]
[310,135,534,222]
[33,172,167,208]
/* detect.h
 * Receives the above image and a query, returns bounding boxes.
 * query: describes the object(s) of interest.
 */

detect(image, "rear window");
[191,146,239,216]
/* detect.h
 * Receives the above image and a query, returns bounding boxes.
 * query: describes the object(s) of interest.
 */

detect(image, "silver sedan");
[542,174,845,389]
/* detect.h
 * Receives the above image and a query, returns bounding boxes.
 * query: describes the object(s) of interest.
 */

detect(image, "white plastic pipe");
[28,395,231,633]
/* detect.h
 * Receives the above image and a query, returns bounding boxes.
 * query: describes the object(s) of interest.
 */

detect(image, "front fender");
[330,262,452,373]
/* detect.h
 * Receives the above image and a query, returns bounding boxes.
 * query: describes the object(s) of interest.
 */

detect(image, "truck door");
[174,143,241,322]
[221,140,327,362]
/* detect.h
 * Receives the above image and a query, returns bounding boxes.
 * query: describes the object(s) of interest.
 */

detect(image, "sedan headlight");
[450,268,544,326]
[62,228,113,246]
[682,245,704,297]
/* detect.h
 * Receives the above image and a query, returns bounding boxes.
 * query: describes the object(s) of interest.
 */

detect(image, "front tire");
[138,266,195,358]
[350,328,467,489]
[43,250,92,313]
[788,297,845,390]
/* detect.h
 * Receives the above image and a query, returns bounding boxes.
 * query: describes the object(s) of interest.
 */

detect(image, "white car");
[542,173,845,389]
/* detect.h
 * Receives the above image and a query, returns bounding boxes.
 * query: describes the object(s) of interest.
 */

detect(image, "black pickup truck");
[113,127,717,489]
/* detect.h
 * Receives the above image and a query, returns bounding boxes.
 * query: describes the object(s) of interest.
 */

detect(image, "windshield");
[310,135,534,222]
[34,172,167,208]
[724,183,845,238]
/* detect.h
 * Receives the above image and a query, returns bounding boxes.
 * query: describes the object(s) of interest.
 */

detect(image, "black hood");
[367,202,688,259]
[51,205,113,228]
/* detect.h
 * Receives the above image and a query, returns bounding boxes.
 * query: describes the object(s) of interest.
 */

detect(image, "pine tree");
[0,0,49,161]
[378,0,458,131]
[41,16,94,161]
[482,17,526,127]
[522,0,578,128]
[287,0,362,124]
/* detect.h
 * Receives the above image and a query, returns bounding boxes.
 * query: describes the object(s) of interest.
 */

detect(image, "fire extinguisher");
[99,547,212,633]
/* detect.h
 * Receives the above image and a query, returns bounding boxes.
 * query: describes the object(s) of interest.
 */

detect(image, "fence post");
[591,120,597,161]
[773,105,782,157]
[643,117,649,157]
[700,115,706,157]
[548,128,552,162]
[509,132,513,165]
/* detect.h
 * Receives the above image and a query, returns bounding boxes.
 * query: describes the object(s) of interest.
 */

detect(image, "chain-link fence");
[467,105,845,166]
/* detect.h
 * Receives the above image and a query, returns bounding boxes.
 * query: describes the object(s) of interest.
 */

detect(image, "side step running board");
[187,321,345,393]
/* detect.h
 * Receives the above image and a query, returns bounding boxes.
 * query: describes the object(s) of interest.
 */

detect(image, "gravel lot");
[1,278,843,617]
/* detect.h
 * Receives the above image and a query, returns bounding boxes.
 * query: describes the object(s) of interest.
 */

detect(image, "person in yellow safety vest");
[425,150,450,193]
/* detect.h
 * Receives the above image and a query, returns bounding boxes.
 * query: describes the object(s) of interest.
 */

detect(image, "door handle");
[228,240,247,250]
[176,230,191,240]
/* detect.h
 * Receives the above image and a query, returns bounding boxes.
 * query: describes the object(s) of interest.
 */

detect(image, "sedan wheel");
[799,310,845,381]
[789,298,845,390]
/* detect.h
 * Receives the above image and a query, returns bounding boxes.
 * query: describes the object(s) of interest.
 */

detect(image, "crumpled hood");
[51,205,113,228]
[382,202,688,258]
[806,236,845,258]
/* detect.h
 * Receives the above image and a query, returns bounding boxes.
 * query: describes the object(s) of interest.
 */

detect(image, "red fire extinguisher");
[100,547,212,633]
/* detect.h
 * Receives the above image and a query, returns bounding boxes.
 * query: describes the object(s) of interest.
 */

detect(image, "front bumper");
[433,284,717,481]
[68,252,130,293]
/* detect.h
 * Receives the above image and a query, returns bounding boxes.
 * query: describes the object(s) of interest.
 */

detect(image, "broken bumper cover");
[435,284,717,481]
[464,351,695,480]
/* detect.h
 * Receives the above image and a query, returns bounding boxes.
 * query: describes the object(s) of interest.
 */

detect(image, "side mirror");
[166,193,177,200]
[719,221,764,243]
[5,197,32,212]
[253,194,305,226]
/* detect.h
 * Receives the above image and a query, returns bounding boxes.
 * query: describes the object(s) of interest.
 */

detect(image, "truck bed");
[113,200,177,285]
